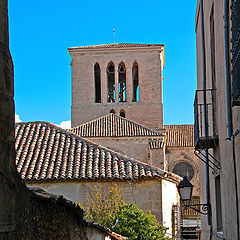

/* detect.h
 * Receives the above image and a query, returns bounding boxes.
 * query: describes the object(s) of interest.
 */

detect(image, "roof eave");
[68,45,164,54]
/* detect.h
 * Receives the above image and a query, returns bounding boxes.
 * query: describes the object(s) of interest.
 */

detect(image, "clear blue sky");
[9,0,197,126]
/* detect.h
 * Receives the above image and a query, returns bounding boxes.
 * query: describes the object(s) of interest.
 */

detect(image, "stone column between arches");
[126,65,132,103]
[115,67,118,103]
[101,62,107,104]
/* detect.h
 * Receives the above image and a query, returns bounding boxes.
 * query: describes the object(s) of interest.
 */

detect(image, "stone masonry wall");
[82,136,165,169]
[28,178,179,233]
[0,1,32,238]
[31,192,87,240]
[70,49,164,129]
[166,147,200,197]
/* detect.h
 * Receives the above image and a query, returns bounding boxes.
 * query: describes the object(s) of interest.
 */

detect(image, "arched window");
[173,162,194,180]
[118,62,126,102]
[94,63,101,103]
[110,109,115,114]
[132,62,139,102]
[120,110,125,118]
[107,62,115,102]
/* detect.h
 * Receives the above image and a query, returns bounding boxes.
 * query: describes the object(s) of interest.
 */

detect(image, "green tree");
[113,204,171,240]
[79,184,172,240]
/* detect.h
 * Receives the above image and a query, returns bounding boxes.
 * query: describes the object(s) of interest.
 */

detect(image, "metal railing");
[194,89,218,149]
[181,200,201,219]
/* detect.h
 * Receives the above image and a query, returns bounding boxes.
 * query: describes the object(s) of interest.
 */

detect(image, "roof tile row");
[70,113,163,137]
[68,43,164,50]
[15,122,168,181]
[164,125,194,147]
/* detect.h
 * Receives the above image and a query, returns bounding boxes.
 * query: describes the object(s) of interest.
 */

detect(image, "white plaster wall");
[162,179,179,235]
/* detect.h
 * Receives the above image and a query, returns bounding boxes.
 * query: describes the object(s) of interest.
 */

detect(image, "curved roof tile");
[68,43,164,50]
[15,122,177,182]
[164,125,194,147]
[70,113,163,138]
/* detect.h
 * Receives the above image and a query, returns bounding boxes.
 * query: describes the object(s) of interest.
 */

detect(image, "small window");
[118,62,126,102]
[120,110,125,118]
[215,175,223,231]
[94,63,101,103]
[173,162,194,180]
[132,62,139,102]
[110,109,115,114]
[107,62,115,102]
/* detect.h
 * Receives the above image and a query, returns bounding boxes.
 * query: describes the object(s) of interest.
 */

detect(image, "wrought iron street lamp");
[177,176,211,215]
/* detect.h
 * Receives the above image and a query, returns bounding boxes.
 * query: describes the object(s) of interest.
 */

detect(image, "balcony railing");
[181,199,201,219]
[194,89,218,150]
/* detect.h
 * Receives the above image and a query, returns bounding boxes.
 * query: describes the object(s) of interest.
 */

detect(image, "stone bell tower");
[68,43,165,129]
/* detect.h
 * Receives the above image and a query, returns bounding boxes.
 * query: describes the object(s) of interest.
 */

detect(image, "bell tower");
[69,43,165,129]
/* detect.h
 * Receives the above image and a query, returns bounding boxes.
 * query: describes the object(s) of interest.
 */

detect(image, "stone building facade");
[70,116,200,239]
[67,41,201,239]
[70,117,200,198]
[68,43,165,129]
[15,121,181,236]
[165,125,199,197]
[70,113,165,169]
[195,0,240,239]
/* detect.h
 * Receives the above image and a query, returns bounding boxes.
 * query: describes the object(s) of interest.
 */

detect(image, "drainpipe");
[223,0,240,239]
[199,0,212,238]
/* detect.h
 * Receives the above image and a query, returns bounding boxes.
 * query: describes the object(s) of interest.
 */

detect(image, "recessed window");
[110,109,115,114]
[132,62,139,102]
[215,175,223,231]
[94,63,101,103]
[173,162,194,180]
[120,110,125,118]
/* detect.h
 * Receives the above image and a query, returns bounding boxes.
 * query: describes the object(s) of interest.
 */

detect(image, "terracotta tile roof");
[68,43,164,50]
[70,113,163,138]
[15,121,168,181]
[164,125,194,147]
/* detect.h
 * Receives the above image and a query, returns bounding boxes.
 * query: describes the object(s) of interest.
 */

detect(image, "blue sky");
[9,0,197,127]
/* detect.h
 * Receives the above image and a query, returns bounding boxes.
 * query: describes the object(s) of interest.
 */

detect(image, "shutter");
[231,0,240,106]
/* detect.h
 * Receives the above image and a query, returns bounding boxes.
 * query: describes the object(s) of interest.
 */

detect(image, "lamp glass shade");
[177,176,194,201]
[179,186,192,201]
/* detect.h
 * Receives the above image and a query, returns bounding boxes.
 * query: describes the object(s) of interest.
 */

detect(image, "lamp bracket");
[182,203,211,215]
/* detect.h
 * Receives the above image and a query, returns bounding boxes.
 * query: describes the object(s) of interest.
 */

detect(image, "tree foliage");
[79,184,172,240]
[79,184,125,228]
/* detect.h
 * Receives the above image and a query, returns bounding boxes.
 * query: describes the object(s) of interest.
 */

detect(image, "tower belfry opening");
[118,62,126,102]
[107,62,115,102]
[94,63,101,103]
[132,62,139,102]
